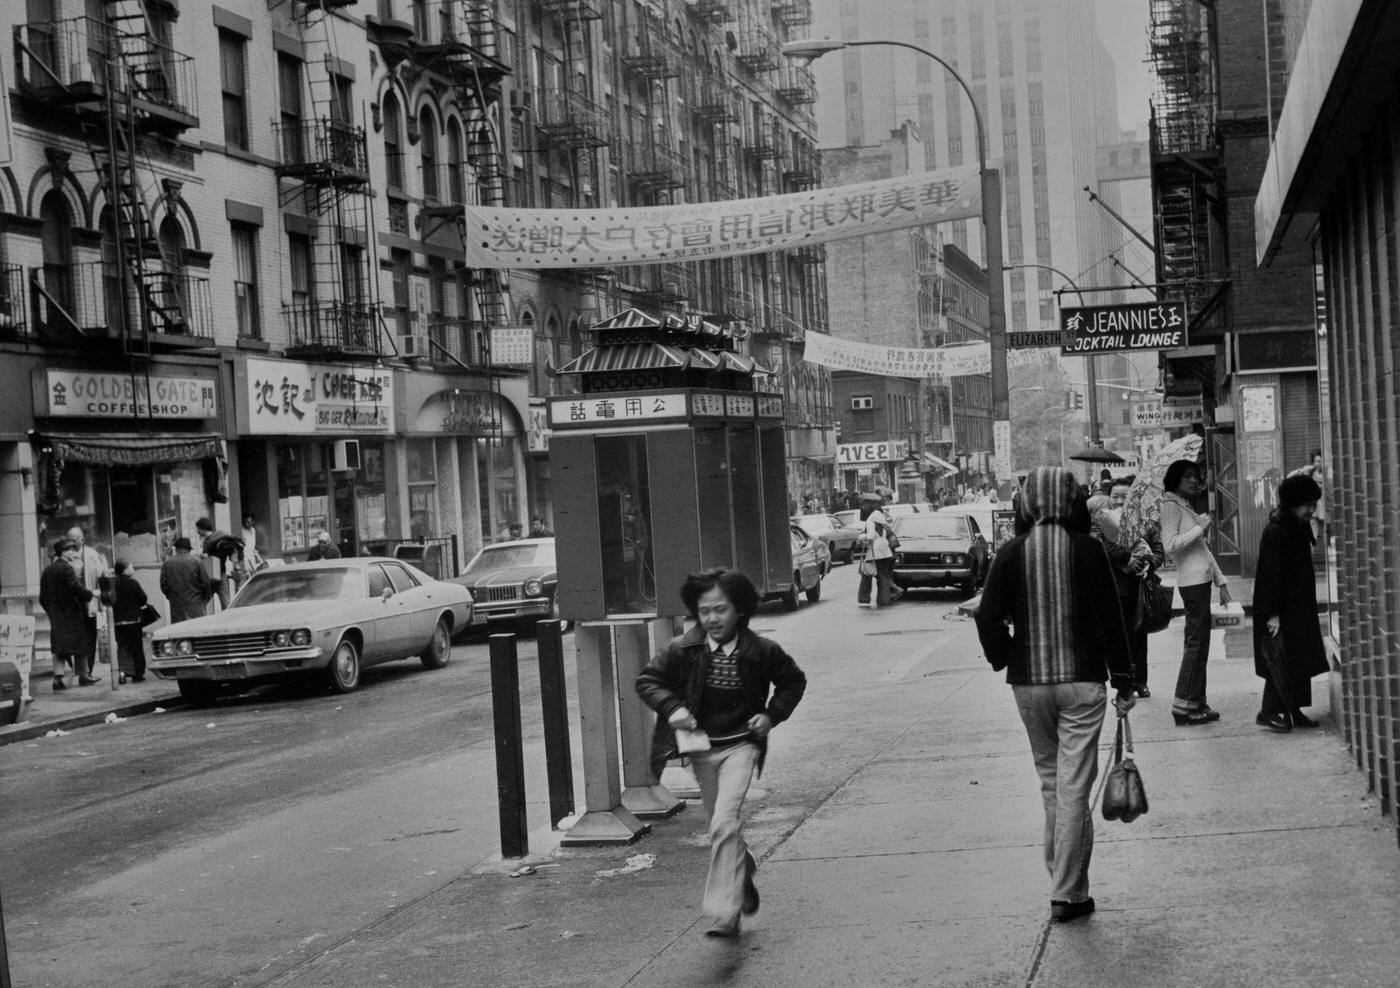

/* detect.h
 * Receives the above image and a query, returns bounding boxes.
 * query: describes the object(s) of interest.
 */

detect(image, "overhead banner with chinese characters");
[463,164,982,268]
[802,332,991,379]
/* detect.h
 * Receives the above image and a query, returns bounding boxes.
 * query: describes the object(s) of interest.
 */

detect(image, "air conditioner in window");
[332,439,361,472]
[400,334,429,359]
[851,396,874,410]
[509,89,533,112]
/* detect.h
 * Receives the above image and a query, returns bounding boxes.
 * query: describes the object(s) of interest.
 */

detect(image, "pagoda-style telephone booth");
[546,308,790,843]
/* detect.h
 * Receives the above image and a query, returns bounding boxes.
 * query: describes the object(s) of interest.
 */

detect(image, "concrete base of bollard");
[558,807,651,847]
[660,762,701,800]
[622,783,685,820]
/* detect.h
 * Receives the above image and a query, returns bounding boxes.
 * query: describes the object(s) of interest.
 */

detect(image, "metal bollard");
[535,619,575,828]
[489,633,528,859]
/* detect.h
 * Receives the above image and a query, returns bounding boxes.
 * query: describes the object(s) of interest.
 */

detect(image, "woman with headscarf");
[1253,473,1329,732]
[1159,460,1231,725]
[975,467,1136,922]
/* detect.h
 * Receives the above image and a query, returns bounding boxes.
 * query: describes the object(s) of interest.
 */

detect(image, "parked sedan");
[149,558,472,705]
[762,525,825,611]
[792,513,863,564]
[450,538,567,634]
[889,513,990,597]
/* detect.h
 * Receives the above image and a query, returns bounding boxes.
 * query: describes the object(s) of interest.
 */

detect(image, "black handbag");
[1134,570,1174,634]
[1101,714,1148,823]
[139,603,162,627]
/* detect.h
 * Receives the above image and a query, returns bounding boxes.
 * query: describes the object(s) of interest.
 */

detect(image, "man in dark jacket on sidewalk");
[161,537,212,623]
[636,568,806,938]
[39,538,96,690]
[976,467,1136,922]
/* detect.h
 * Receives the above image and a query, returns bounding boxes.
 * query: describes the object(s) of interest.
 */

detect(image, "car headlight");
[291,629,312,646]
[177,639,194,656]
[272,630,291,648]
[158,640,175,657]
[524,578,544,596]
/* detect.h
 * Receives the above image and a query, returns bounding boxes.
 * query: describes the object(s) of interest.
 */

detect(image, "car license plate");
[208,665,246,680]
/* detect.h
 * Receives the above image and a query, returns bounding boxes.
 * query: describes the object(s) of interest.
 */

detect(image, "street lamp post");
[781,37,1009,478]
[1001,262,1100,445]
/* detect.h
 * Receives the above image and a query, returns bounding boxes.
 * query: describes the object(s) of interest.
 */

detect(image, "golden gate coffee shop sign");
[238,356,395,435]
[36,369,217,419]
[1058,301,1189,354]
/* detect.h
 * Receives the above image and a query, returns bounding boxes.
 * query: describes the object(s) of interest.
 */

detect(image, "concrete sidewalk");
[254,608,1397,988]
[0,658,183,745]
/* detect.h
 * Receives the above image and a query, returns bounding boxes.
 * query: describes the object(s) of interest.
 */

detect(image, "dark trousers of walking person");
[1114,582,1149,691]
[857,558,896,607]
[116,622,146,680]
[1173,583,1213,714]
[77,615,98,679]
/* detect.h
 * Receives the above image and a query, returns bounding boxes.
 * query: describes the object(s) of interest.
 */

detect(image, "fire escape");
[13,1,207,352]
[621,13,694,312]
[391,0,515,373]
[275,0,379,360]
[1149,0,1227,353]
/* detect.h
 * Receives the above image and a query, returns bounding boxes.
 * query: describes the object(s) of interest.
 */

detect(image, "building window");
[278,54,304,164]
[40,191,76,328]
[288,233,311,309]
[420,107,439,203]
[391,248,411,338]
[447,118,465,204]
[219,31,249,151]
[406,438,438,540]
[383,94,404,189]
[231,223,260,338]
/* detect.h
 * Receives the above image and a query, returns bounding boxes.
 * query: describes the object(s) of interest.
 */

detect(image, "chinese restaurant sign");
[837,441,909,466]
[1059,302,1188,354]
[464,165,982,268]
[243,357,395,435]
[38,370,216,419]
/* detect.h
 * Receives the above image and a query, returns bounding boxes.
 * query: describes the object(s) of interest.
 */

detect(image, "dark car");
[450,538,568,634]
[889,513,990,597]
[792,513,863,564]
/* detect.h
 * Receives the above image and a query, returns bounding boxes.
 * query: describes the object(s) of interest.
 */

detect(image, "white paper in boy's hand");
[674,727,711,753]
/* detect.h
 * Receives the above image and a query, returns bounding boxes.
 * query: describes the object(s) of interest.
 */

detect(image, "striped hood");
[1020,467,1078,680]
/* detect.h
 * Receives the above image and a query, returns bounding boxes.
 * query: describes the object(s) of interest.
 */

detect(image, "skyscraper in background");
[808,0,1128,335]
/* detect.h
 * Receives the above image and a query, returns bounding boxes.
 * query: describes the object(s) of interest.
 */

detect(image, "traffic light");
[1065,389,1084,411]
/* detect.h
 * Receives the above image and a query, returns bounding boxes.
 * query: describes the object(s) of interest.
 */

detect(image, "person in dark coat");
[111,559,149,683]
[39,538,96,690]
[307,530,341,560]
[161,537,212,623]
[1091,477,1166,697]
[1253,473,1330,732]
[636,569,807,939]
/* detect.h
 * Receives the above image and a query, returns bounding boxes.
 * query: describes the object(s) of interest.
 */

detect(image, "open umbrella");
[1069,446,1126,464]
[1118,434,1204,548]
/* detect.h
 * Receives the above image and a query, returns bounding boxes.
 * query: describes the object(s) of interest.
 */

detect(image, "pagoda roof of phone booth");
[588,307,738,348]
[555,342,769,377]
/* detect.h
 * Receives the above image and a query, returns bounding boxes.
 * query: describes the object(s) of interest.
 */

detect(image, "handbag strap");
[1120,711,1134,756]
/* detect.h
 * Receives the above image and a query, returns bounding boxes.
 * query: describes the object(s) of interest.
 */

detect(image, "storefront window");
[478,436,519,542]
[355,442,387,544]
[406,438,437,539]
[305,443,330,541]
[276,443,307,551]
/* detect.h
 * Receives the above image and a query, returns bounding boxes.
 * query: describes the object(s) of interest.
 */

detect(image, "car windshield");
[235,568,363,606]
[466,542,556,574]
[795,515,832,532]
[894,516,969,539]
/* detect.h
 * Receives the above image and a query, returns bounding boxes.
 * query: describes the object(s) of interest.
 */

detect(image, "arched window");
[40,191,75,324]
[159,214,189,330]
[383,93,404,189]
[446,117,465,204]
[420,106,439,202]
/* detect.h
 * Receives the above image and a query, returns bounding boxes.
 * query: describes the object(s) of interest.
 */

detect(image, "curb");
[0,693,186,746]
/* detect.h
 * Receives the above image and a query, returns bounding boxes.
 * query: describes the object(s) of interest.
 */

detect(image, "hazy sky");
[1096,0,1153,131]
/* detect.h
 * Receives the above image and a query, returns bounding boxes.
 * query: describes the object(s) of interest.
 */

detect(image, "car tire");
[420,617,452,669]
[806,578,822,603]
[842,544,855,565]
[177,679,218,707]
[325,637,361,694]
[781,580,800,612]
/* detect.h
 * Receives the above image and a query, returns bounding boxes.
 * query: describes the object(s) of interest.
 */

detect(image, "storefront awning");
[36,432,223,467]
[923,453,959,477]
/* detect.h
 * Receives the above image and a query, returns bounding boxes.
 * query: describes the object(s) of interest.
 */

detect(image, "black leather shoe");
[1134,684,1151,698]
[78,677,100,686]
[1173,710,1215,726]
[1292,711,1320,728]
[52,676,66,691]
[1050,897,1096,921]
[1262,713,1292,733]
[741,852,760,916]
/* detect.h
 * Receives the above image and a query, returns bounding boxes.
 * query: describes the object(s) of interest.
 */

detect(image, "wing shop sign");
[1059,302,1188,355]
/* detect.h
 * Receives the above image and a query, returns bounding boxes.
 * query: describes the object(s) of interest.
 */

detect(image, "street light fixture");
[781,37,1009,478]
